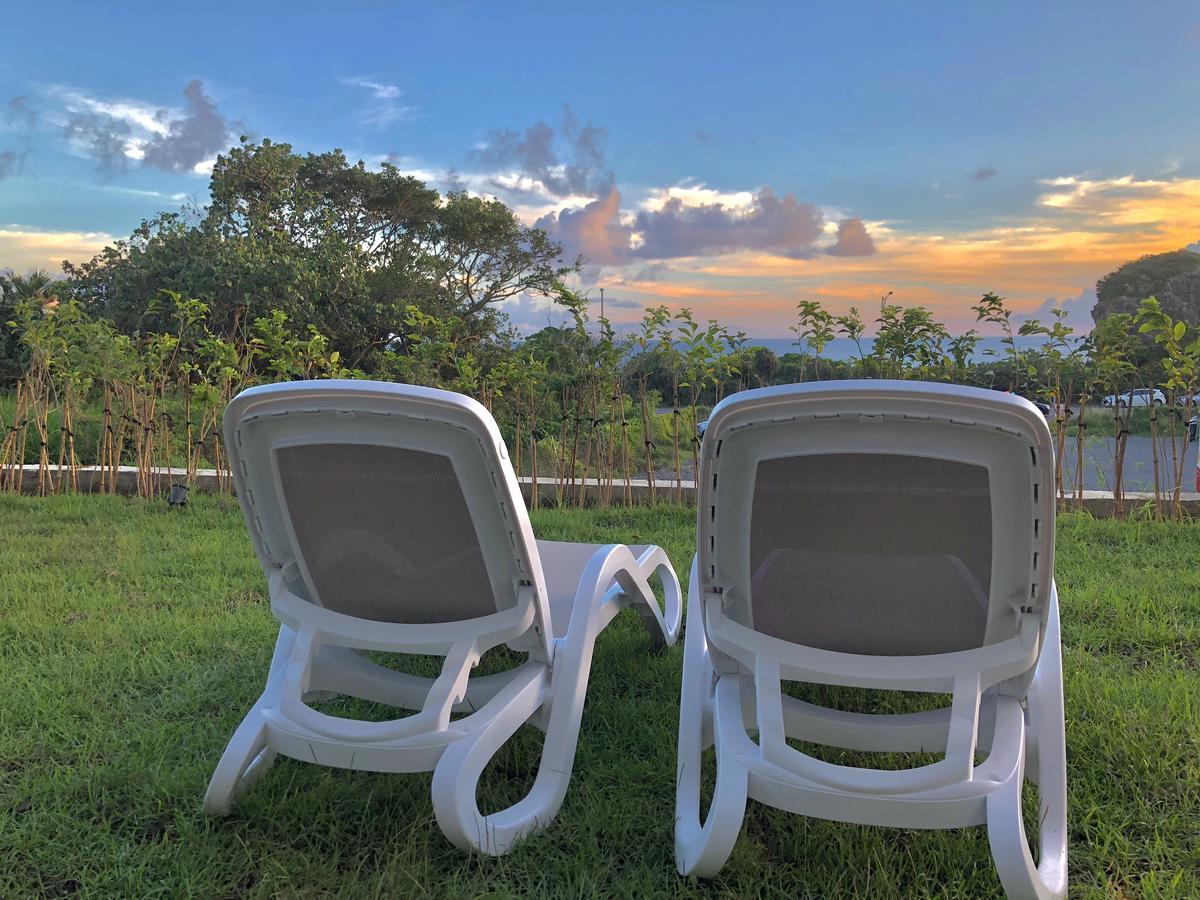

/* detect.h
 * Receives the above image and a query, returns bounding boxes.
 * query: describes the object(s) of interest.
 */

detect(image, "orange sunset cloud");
[601,174,1200,333]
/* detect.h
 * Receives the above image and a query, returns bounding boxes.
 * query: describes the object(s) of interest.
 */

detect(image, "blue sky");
[2,1,1199,333]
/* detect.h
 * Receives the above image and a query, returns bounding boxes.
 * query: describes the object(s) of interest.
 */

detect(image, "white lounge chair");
[675,381,1067,899]
[203,380,681,855]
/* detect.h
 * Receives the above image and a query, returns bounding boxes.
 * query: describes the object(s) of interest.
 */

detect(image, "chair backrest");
[698,381,1054,672]
[224,381,549,641]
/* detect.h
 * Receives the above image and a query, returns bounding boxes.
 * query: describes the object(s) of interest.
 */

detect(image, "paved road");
[1060,434,1196,492]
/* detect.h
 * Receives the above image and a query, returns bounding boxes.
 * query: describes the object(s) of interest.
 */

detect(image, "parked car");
[1100,389,1166,407]
[1026,399,1073,419]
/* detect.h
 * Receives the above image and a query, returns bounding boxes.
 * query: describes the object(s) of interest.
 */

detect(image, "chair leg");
[203,625,294,815]
[202,703,274,816]
[985,743,1067,900]
[986,594,1068,900]
[430,663,552,854]
[433,545,653,854]
[629,546,683,648]
[674,572,748,877]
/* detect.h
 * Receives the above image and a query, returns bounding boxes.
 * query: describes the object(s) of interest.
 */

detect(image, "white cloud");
[640,182,755,213]
[97,185,188,202]
[1036,174,1163,209]
[339,77,402,100]
[338,76,415,126]
[471,109,613,200]
[361,152,596,218]
[47,81,236,176]
[55,88,171,136]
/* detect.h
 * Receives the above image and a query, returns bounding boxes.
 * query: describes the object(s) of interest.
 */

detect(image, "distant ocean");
[516,330,1071,364]
[744,335,1062,363]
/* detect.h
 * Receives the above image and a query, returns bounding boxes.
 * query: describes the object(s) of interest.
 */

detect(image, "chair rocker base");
[207,542,681,857]
[676,585,1067,900]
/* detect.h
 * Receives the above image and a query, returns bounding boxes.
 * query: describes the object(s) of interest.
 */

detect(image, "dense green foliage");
[5,286,1200,512]
[0,269,50,384]
[60,139,577,370]
[1094,248,1200,324]
[0,495,1196,896]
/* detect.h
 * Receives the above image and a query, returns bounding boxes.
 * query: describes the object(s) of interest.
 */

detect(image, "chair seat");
[536,540,650,638]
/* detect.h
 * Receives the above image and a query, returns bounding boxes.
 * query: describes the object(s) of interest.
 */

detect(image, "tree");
[972,291,1022,393]
[1019,307,1081,499]
[746,345,779,387]
[0,269,56,385]
[65,212,224,334]
[875,304,947,379]
[1093,248,1200,324]
[425,192,578,319]
[65,139,578,370]
[1135,297,1200,515]
[835,307,867,374]
[1088,313,1138,511]
[792,300,836,380]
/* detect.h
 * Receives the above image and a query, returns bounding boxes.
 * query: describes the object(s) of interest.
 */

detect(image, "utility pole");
[599,287,605,322]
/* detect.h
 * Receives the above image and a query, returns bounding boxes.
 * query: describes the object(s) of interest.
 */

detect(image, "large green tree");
[0,268,56,385]
[66,139,578,369]
[1093,248,1200,324]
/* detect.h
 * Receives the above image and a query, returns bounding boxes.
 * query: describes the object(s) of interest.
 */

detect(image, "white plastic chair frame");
[675,381,1067,899]
[203,380,681,855]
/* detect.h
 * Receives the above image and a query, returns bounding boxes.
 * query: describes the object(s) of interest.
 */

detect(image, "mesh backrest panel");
[276,443,498,623]
[749,453,992,655]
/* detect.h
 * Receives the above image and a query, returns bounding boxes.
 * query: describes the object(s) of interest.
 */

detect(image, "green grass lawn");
[0,496,1197,898]
[1078,403,1192,439]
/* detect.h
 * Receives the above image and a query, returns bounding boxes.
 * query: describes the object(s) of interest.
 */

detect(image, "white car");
[1100,388,1166,407]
